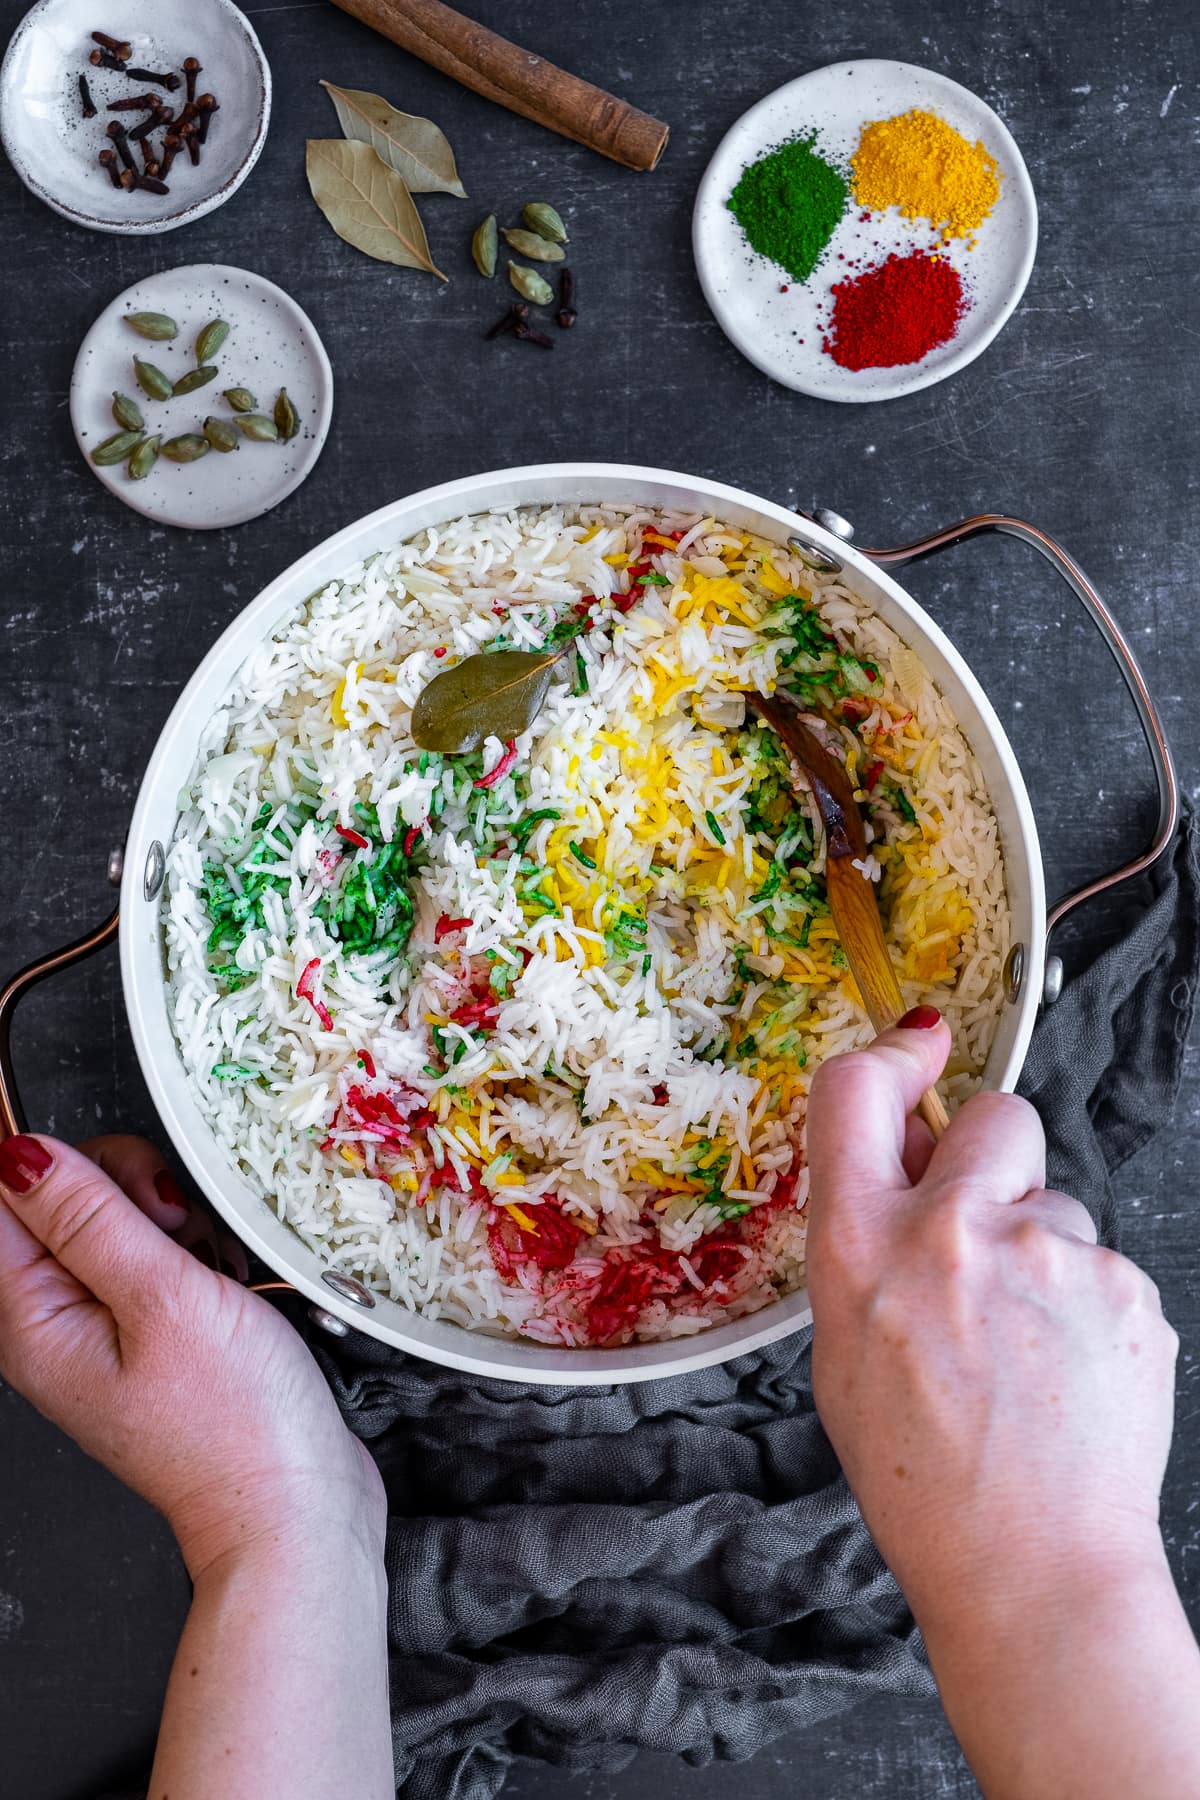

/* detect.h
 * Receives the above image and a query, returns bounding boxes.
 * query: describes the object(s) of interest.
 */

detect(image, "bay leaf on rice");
[306,139,448,279]
[318,82,468,197]
[411,650,561,753]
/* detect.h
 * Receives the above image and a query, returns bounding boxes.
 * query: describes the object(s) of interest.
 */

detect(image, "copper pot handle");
[789,509,1179,1002]
[0,858,321,1311]
[0,895,121,1141]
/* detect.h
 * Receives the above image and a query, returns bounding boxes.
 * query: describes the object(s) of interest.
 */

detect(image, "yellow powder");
[850,109,1001,246]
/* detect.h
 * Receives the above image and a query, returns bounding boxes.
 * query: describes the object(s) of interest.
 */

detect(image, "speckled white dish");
[0,0,269,233]
[693,60,1038,402]
[70,265,333,529]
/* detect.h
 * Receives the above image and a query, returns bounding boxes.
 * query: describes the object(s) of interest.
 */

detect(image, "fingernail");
[896,1005,942,1030]
[192,1240,218,1270]
[153,1169,191,1224]
[0,1135,55,1195]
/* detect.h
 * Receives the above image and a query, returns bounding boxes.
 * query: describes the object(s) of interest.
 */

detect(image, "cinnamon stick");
[326,0,669,171]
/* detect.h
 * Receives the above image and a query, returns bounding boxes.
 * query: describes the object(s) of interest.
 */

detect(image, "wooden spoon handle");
[915,1085,952,1140]
[827,862,949,1141]
[745,697,951,1143]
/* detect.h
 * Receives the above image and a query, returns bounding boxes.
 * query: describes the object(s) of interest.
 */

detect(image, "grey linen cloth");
[312,804,1200,1800]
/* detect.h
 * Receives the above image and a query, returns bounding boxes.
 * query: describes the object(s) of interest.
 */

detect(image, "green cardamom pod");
[134,357,173,401]
[127,435,162,480]
[273,388,299,442]
[223,387,257,413]
[161,433,210,463]
[173,365,218,397]
[195,319,229,363]
[92,429,146,466]
[471,213,498,277]
[522,202,568,245]
[237,413,280,443]
[111,390,144,432]
[501,228,565,263]
[508,263,555,307]
[125,311,178,340]
[203,416,240,453]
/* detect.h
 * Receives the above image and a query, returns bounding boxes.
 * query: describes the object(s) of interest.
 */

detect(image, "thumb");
[807,1008,951,1220]
[0,1134,193,1318]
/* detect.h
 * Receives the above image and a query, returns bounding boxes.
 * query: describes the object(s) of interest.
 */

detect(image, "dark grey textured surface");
[1,0,1197,1795]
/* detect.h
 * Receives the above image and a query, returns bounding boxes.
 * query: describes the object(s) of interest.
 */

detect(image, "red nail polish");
[153,1170,190,1221]
[897,1005,942,1030]
[0,1134,55,1194]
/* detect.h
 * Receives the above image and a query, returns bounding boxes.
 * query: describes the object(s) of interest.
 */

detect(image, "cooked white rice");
[163,504,1008,1346]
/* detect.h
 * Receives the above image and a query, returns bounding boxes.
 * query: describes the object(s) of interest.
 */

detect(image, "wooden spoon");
[748,691,951,1139]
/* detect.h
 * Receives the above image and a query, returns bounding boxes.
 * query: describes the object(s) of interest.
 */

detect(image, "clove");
[135,173,170,195]
[196,93,218,145]
[90,30,130,58]
[79,74,96,118]
[484,302,530,340]
[125,67,180,90]
[183,56,201,104]
[98,146,121,187]
[159,132,180,177]
[138,138,159,172]
[181,121,200,166]
[107,93,165,112]
[89,47,126,71]
[514,322,555,349]
[556,267,577,329]
[127,108,170,142]
[106,119,136,171]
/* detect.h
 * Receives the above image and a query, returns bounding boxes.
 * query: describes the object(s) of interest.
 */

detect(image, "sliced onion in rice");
[692,691,747,730]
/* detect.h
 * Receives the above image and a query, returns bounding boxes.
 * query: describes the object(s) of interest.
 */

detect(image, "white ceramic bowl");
[70,264,333,529]
[119,464,1045,1384]
[693,60,1038,402]
[0,0,270,233]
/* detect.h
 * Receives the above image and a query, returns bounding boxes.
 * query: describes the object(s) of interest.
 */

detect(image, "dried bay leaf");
[306,140,447,279]
[319,81,467,197]
[411,650,562,753]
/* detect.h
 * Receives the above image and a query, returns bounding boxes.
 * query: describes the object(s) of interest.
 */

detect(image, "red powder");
[584,1255,666,1344]
[823,251,966,371]
[487,1201,584,1280]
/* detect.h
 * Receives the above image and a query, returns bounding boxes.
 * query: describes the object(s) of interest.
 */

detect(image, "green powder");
[727,136,848,283]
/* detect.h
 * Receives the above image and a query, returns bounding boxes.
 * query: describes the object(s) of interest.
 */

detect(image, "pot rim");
[121,462,1045,1383]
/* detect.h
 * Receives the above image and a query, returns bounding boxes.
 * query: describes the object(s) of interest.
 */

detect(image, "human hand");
[0,1133,384,1578]
[805,1014,1178,1642]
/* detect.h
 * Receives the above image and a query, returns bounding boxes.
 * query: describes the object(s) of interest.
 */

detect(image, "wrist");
[915,1525,1171,1660]
[915,1533,1200,1800]
[170,1455,388,1585]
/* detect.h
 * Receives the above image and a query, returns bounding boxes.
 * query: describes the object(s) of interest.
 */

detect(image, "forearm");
[920,1541,1200,1800]
[149,1515,393,1800]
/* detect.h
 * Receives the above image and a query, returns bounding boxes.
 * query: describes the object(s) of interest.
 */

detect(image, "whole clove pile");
[81,30,219,199]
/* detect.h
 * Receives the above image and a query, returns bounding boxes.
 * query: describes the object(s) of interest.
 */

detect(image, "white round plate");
[70,264,333,529]
[693,60,1038,402]
[0,0,270,234]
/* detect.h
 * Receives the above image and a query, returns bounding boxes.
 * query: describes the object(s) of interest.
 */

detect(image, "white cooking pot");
[0,465,1177,1384]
